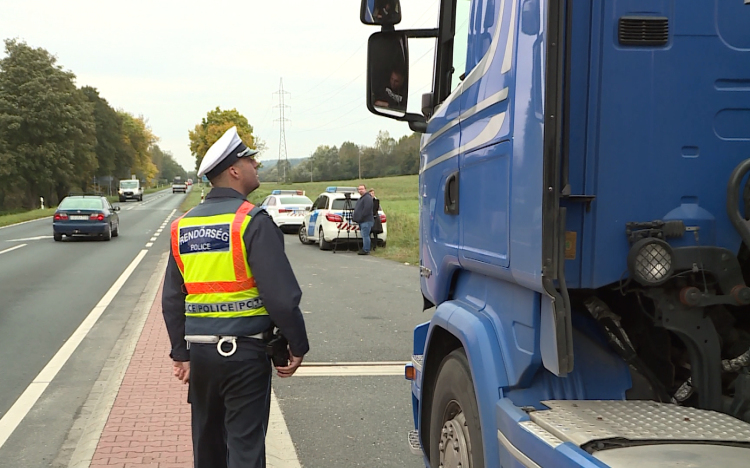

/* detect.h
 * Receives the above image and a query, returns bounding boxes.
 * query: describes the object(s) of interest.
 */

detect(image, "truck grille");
[618,16,669,46]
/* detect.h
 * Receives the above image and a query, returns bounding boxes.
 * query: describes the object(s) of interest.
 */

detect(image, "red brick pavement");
[89,285,193,468]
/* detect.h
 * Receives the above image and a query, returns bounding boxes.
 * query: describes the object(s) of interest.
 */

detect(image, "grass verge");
[0,208,57,228]
[181,176,420,265]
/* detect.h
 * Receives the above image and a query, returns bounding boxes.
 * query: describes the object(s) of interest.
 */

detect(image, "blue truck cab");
[362,0,750,466]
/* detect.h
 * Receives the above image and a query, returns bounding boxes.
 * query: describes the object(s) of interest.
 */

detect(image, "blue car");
[52,195,120,241]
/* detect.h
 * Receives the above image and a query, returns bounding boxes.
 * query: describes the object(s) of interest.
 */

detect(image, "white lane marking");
[0,216,52,230]
[145,242,153,247]
[5,236,52,242]
[0,249,149,450]
[0,244,27,256]
[156,229,163,234]
[267,391,302,468]
[150,237,157,242]
[293,363,406,377]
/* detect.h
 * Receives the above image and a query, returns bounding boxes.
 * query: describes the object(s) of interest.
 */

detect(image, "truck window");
[451,0,471,91]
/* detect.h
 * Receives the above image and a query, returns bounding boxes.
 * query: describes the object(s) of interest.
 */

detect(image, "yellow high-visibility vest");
[171,201,268,324]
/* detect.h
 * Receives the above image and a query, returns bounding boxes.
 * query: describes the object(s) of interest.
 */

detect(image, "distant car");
[299,187,387,250]
[186,179,193,186]
[118,179,143,202]
[172,177,187,193]
[53,195,120,241]
[260,190,313,233]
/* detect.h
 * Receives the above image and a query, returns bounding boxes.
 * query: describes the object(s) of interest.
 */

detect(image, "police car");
[259,190,313,233]
[298,187,387,250]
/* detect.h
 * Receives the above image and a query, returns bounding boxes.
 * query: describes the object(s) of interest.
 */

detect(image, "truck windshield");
[120,181,138,189]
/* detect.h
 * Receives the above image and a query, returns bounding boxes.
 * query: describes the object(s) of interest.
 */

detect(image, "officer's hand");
[173,361,190,384]
[276,353,303,378]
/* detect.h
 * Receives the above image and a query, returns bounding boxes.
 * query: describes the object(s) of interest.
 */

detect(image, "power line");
[296,98,366,133]
[296,40,368,98]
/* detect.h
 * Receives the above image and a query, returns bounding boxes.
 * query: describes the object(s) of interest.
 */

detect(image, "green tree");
[338,141,360,180]
[81,86,134,181]
[395,133,420,174]
[119,112,158,185]
[188,107,260,172]
[0,39,97,208]
[151,144,187,182]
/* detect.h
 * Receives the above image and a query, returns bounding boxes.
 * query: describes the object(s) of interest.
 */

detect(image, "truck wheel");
[429,349,484,468]
[319,228,332,251]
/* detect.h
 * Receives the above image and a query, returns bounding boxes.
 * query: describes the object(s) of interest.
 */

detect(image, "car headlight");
[627,238,674,286]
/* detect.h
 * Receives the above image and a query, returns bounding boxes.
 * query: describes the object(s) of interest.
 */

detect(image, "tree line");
[259,130,420,184]
[0,39,186,211]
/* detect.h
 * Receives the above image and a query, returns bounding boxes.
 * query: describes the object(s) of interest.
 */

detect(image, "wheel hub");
[438,411,471,468]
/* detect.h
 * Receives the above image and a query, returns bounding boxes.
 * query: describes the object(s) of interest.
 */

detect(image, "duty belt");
[185,333,264,357]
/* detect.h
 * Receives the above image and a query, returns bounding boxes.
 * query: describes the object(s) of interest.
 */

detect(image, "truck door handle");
[444,172,459,215]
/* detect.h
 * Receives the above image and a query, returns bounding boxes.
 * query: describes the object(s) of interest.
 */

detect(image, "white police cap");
[197,126,259,179]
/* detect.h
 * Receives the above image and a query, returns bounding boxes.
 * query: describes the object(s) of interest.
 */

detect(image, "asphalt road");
[0,189,183,467]
[275,232,428,468]
[0,190,428,467]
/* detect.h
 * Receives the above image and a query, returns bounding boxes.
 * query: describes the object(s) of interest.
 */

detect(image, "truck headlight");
[628,238,674,286]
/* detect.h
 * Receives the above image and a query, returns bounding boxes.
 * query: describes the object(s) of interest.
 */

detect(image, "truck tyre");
[319,228,332,251]
[429,349,484,468]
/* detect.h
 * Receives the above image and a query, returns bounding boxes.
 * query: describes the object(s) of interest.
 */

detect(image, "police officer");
[162,126,309,468]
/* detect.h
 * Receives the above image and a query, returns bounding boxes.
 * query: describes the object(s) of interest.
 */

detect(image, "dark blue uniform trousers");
[189,342,272,468]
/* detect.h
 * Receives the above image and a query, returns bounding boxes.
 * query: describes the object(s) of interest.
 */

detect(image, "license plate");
[70,215,88,220]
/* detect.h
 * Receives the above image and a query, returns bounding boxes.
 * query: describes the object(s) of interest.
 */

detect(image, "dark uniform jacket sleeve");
[244,211,310,357]
[162,244,189,361]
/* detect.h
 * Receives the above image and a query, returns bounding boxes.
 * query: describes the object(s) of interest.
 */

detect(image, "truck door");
[457,0,513,270]
[419,2,472,305]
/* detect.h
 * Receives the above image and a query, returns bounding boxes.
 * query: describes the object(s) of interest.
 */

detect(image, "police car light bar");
[325,187,358,193]
[271,190,306,195]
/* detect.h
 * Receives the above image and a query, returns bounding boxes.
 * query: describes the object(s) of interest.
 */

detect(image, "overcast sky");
[0,0,440,172]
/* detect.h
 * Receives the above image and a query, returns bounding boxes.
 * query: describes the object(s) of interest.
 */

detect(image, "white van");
[118,179,143,202]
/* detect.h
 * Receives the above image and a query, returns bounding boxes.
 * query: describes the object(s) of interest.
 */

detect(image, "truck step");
[407,429,422,455]
[531,400,750,446]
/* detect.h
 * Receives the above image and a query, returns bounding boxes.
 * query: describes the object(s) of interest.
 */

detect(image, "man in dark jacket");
[352,184,374,255]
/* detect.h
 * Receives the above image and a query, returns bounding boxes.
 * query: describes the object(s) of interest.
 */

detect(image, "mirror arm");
[408,121,428,133]
[399,28,439,39]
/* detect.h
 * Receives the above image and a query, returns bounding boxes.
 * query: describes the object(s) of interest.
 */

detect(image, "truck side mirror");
[367,32,409,117]
[360,0,401,26]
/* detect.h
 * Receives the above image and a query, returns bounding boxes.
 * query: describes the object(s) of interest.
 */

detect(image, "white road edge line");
[0,244,27,256]
[0,249,149,450]
[292,365,404,377]
[268,391,302,468]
